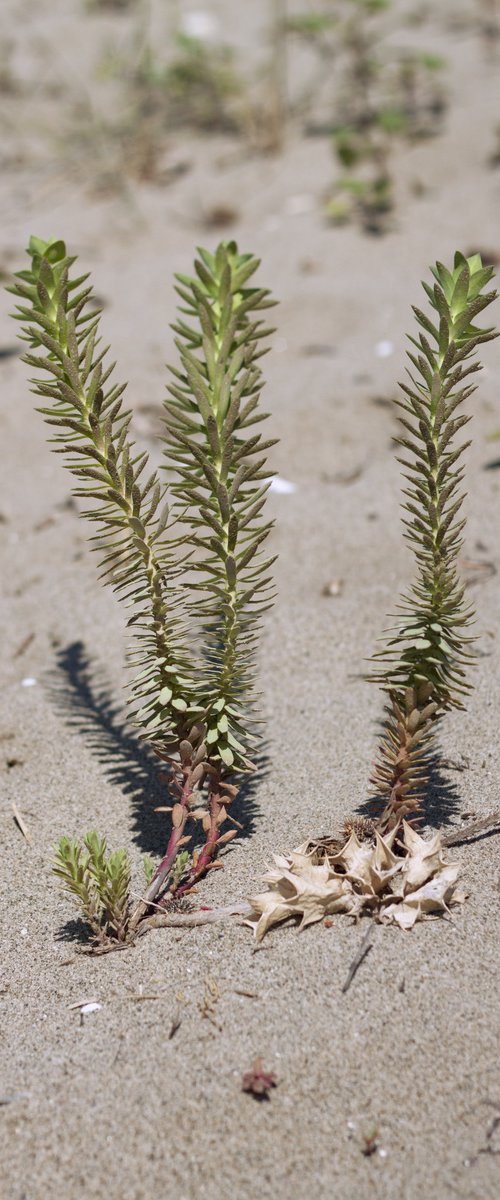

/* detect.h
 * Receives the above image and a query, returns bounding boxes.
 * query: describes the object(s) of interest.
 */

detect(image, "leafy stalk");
[369,252,497,829]
[10,236,276,937]
[160,243,277,891]
[10,237,193,743]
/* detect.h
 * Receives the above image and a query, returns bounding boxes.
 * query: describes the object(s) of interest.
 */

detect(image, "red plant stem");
[175,780,223,896]
[129,764,194,927]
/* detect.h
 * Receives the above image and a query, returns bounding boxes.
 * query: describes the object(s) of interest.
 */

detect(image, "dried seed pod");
[193,741,207,766]
[191,762,206,786]
[179,740,193,765]
[407,708,422,734]
[188,722,207,745]
[218,829,237,845]
[171,804,184,829]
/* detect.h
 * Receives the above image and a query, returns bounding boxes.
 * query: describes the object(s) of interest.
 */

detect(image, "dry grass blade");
[12,802,32,845]
[441,811,500,846]
[168,1013,182,1039]
[142,901,252,930]
[67,997,100,1010]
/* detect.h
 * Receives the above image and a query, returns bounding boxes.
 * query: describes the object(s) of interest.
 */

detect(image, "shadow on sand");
[356,742,464,830]
[49,640,265,858]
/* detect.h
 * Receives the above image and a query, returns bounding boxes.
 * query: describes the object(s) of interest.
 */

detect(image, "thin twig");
[81,941,131,957]
[67,997,100,1010]
[168,1013,182,1039]
[341,925,374,994]
[12,632,35,659]
[129,889,172,913]
[442,811,500,847]
[127,992,161,1003]
[141,901,253,931]
[12,803,32,845]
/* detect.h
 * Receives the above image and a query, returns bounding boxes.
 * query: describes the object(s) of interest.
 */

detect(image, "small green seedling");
[53,832,131,945]
[308,3,449,232]
[10,236,276,945]
[370,252,497,829]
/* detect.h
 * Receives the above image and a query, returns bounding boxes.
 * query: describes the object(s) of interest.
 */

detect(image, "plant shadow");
[55,916,93,947]
[356,745,463,830]
[49,641,264,856]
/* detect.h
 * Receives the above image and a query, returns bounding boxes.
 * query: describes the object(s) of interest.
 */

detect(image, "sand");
[1,3,499,1198]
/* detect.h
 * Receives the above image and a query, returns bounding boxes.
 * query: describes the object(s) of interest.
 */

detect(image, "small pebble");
[180,12,216,39]
[263,216,281,234]
[270,477,296,495]
[375,340,394,358]
[321,578,344,597]
[284,194,315,215]
[21,677,37,687]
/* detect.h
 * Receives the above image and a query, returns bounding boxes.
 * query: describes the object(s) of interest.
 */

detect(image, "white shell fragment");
[270,476,296,495]
[21,677,37,687]
[180,12,217,40]
[375,340,394,358]
[79,1002,103,1016]
[284,194,315,215]
[246,822,465,941]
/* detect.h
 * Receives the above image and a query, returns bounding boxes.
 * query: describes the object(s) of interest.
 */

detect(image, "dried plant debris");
[11,802,32,844]
[199,975,221,1028]
[241,1058,277,1100]
[245,823,465,941]
[360,1123,380,1157]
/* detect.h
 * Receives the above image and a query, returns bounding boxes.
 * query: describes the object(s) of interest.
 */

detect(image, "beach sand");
[1,3,499,1197]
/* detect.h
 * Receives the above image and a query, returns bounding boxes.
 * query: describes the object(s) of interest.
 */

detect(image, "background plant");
[369,252,497,830]
[286,1,447,233]
[4,2,452,201]
[10,234,276,943]
[85,0,137,10]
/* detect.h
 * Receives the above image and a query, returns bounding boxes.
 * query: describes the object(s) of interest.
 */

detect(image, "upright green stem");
[370,252,497,827]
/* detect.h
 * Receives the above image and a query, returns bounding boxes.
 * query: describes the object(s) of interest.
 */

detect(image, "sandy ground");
[1,3,500,1198]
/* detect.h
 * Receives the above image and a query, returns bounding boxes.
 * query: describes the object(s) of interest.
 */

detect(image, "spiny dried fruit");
[246,823,464,941]
[341,816,376,842]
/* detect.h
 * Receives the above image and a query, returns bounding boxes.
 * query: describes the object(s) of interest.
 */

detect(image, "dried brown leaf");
[246,826,464,940]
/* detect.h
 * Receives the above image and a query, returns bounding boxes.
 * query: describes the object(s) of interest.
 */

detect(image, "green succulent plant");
[53,833,131,943]
[10,235,276,941]
[370,251,497,829]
